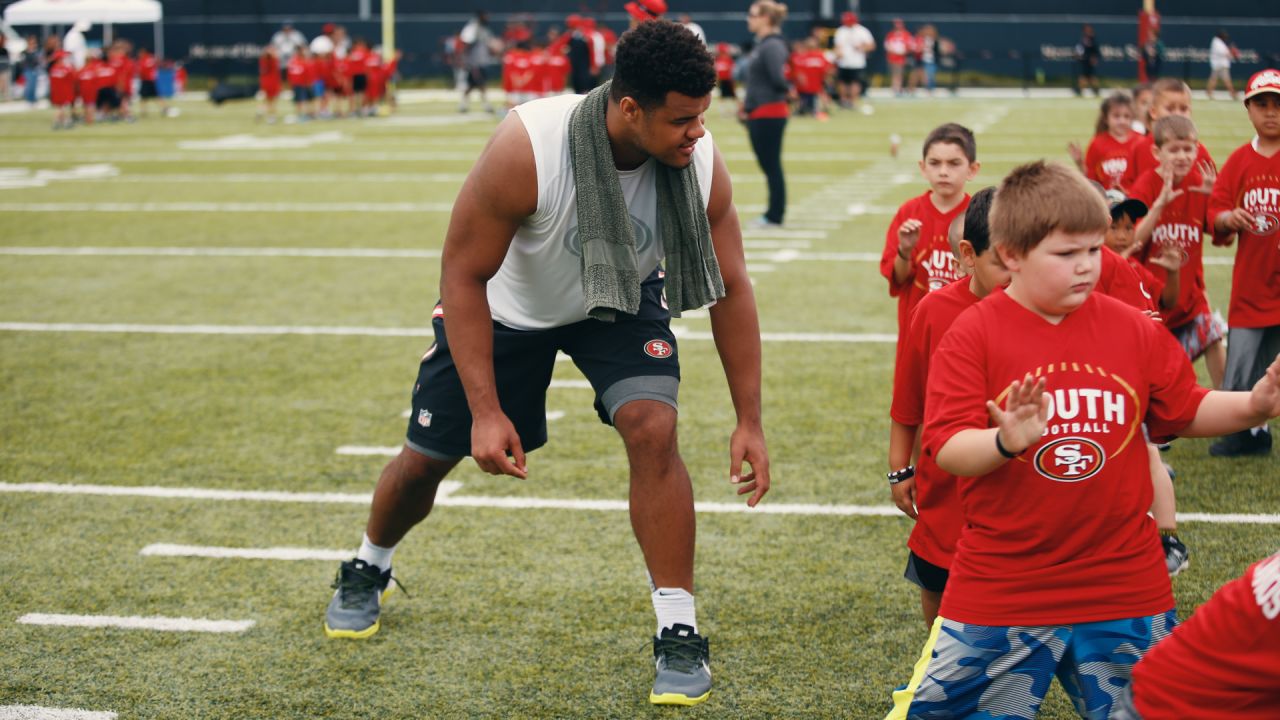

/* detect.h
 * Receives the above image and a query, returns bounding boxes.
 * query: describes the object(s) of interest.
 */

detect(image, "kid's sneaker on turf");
[1209,428,1272,457]
[1162,535,1190,576]
[323,559,398,639]
[649,624,711,706]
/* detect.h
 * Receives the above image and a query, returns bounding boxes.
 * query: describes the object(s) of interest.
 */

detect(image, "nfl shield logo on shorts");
[644,339,674,359]
[417,408,432,428]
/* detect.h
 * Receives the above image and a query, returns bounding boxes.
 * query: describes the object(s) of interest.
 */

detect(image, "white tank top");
[488,94,716,330]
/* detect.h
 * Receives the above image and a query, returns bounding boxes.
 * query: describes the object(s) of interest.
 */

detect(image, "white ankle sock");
[651,587,696,635]
[356,533,395,572]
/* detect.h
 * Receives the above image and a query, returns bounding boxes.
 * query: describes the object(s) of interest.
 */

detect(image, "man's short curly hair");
[611,20,716,109]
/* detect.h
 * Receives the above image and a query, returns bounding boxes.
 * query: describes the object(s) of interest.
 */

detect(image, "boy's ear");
[967,160,981,179]
[918,158,927,176]
[994,243,1019,271]
[956,239,977,268]
[1151,143,1161,159]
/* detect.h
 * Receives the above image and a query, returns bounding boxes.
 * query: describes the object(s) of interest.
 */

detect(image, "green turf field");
[1,90,1276,719]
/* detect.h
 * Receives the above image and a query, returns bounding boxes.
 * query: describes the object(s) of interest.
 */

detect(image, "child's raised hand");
[1191,160,1216,194]
[1148,243,1184,273]
[1222,207,1256,233]
[897,218,923,255]
[1249,354,1280,419]
[1067,141,1084,168]
[985,374,1049,457]
[1153,168,1184,210]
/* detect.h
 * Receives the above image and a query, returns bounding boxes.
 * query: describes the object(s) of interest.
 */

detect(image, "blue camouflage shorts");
[886,610,1177,720]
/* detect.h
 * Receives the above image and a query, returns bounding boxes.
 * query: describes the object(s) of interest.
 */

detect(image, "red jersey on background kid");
[922,290,1208,625]
[363,52,384,101]
[76,61,98,106]
[1209,137,1280,329]
[890,278,978,568]
[286,54,313,88]
[1097,246,1159,313]
[259,53,281,98]
[544,50,569,94]
[1130,167,1210,329]
[48,58,75,106]
[789,49,830,97]
[881,192,970,333]
[1085,131,1141,190]
[109,52,134,96]
[1123,134,1214,188]
[884,29,912,66]
[1130,550,1280,719]
[502,49,534,95]
[714,50,733,82]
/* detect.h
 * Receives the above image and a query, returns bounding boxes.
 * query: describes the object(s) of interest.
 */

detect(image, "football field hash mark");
[0,705,117,720]
[139,544,350,561]
[17,613,255,634]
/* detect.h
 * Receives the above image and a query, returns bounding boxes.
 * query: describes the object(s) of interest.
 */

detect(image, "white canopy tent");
[3,0,164,57]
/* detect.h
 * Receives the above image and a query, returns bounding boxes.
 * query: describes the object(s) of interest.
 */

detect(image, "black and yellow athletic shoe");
[323,559,401,639]
[649,624,711,706]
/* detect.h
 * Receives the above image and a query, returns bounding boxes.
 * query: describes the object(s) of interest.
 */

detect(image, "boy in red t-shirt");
[1131,115,1227,388]
[1207,69,1280,457]
[882,123,979,341]
[714,42,736,102]
[76,55,99,126]
[789,38,831,120]
[1069,92,1141,191]
[286,45,315,120]
[47,52,76,130]
[888,187,1008,628]
[1123,79,1216,189]
[1118,549,1280,719]
[884,18,912,96]
[886,161,1280,719]
[258,45,282,123]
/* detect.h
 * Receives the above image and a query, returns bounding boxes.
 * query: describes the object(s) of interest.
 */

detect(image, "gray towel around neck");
[567,82,725,322]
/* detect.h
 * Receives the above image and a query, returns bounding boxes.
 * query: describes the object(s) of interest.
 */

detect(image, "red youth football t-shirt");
[1095,245,1158,313]
[890,277,980,567]
[922,291,1208,626]
[1085,132,1140,190]
[1130,168,1211,329]
[1131,550,1280,719]
[881,191,970,334]
[1208,139,1280,328]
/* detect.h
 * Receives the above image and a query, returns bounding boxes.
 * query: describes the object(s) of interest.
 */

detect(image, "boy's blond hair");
[1152,115,1198,147]
[990,161,1109,257]
[1151,77,1191,101]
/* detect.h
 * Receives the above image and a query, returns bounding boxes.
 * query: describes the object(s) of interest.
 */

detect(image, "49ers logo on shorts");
[644,339,674,359]
[1033,437,1106,483]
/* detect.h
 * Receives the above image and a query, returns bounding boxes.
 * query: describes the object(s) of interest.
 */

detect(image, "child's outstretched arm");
[936,374,1049,477]
[1179,355,1280,437]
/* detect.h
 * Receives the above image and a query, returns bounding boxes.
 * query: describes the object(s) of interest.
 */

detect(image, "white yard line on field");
[0,706,117,720]
[139,544,350,561]
[1,481,1275,523]
[16,613,255,634]
[0,202,454,213]
[0,322,898,343]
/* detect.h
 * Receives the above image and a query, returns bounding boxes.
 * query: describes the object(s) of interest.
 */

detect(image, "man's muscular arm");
[439,113,539,478]
[705,144,771,506]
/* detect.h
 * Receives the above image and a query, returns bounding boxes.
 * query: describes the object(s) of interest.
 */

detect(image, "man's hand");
[729,424,770,507]
[891,476,917,519]
[1249,354,1280,419]
[986,374,1050,456]
[470,412,527,479]
[897,218,923,257]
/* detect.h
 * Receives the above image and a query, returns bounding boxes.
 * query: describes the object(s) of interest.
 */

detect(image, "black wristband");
[995,432,1023,459]
[897,247,910,261]
[887,465,915,484]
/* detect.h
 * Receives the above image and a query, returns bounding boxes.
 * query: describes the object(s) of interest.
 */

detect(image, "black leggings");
[747,117,787,224]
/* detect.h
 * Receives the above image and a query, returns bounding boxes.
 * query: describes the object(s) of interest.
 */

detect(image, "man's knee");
[614,400,679,459]
[387,445,459,488]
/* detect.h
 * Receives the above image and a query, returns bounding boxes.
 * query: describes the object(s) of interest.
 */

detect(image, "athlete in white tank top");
[489,93,716,330]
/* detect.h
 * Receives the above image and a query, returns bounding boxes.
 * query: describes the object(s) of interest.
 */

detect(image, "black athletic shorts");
[351,73,368,93]
[837,67,864,86]
[405,269,681,460]
[95,86,121,110]
[904,551,950,593]
[140,79,157,98]
[718,79,736,99]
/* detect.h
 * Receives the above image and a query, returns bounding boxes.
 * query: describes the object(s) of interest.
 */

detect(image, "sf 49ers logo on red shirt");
[644,339,674,359]
[1033,437,1106,482]
[1252,211,1279,237]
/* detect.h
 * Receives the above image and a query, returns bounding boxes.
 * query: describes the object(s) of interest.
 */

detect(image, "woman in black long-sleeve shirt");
[741,0,790,227]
